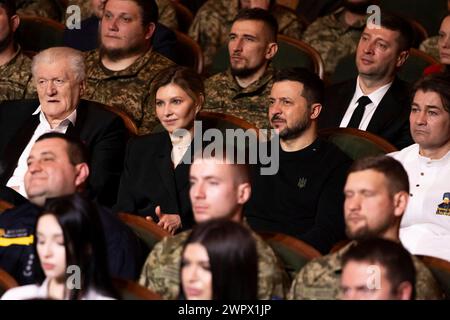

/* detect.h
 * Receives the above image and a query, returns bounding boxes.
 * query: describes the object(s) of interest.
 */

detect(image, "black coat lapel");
[66,101,86,138]
[155,133,178,206]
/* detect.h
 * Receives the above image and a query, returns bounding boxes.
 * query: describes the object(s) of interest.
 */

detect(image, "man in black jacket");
[0,46,127,207]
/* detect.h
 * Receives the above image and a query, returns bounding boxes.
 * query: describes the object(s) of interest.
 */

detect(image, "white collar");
[355,77,393,107]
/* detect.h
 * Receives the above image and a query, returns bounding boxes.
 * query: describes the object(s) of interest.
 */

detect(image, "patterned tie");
[347,96,372,129]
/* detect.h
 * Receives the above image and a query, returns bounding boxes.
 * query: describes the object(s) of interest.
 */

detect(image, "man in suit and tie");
[0,46,127,207]
[319,12,415,149]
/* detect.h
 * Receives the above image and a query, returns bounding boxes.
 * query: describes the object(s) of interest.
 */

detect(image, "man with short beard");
[83,0,174,135]
[245,68,352,254]
[302,0,377,77]
[63,0,177,62]
[0,0,36,102]
[289,155,443,300]
[203,8,278,129]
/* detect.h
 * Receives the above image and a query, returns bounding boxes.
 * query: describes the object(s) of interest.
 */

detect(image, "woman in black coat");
[114,66,205,234]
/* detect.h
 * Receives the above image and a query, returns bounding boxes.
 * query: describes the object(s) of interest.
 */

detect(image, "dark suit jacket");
[319,77,414,149]
[0,99,127,206]
[114,131,195,230]
[0,199,145,285]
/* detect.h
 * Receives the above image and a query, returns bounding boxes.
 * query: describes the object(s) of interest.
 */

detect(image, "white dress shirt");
[340,77,392,130]
[6,106,77,198]
[1,278,115,300]
[170,131,192,167]
[390,144,450,262]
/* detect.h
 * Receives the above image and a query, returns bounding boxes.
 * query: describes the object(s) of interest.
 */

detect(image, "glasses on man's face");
[36,78,69,88]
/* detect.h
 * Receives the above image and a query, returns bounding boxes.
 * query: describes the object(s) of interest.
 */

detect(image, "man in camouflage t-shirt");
[83,0,174,135]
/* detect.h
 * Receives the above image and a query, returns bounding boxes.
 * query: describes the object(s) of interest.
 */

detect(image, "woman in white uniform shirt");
[2,194,119,300]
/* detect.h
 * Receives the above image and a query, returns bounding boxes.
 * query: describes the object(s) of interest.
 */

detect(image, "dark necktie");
[347,96,372,129]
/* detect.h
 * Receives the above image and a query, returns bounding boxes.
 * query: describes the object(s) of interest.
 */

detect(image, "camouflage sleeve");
[254,236,290,300]
[288,264,306,299]
[419,36,440,61]
[156,0,178,30]
[413,258,445,300]
[188,10,224,68]
[138,94,158,135]
[301,18,327,46]
[138,237,181,300]
[277,12,304,40]
[203,75,224,111]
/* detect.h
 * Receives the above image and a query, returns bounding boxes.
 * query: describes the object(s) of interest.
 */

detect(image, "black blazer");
[0,99,127,206]
[319,77,414,149]
[114,131,196,230]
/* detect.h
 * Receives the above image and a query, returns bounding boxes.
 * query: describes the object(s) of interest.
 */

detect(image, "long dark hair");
[180,219,258,300]
[34,194,119,300]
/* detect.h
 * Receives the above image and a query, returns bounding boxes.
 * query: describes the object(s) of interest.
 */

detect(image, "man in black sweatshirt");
[245,67,352,254]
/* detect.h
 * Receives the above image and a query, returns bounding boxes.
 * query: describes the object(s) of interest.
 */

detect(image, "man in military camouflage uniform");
[420,1,450,61]
[189,0,304,70]
[203,8,278,129]
[139,152,289,300]
[302,0,376,77]
[83,0,174,134]
[289,156,443,300]
[0,0,36,102]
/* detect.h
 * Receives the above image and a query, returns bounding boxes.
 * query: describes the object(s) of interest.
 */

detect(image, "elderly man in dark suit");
[0,46,127,207]
[319,12,415,150]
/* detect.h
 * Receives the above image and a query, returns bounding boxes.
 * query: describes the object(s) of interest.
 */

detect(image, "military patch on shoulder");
[436,192,450,216]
